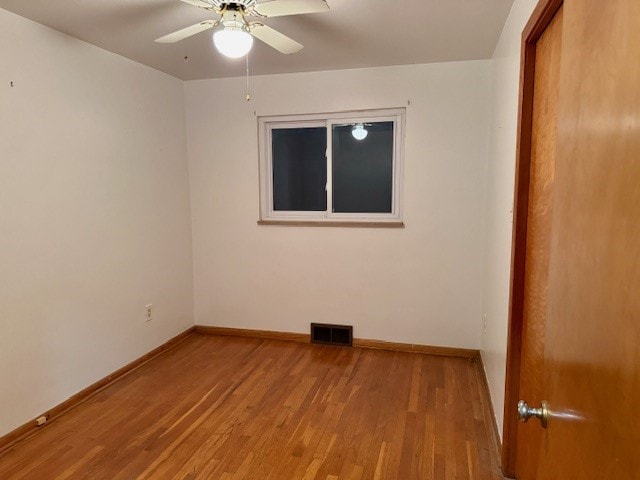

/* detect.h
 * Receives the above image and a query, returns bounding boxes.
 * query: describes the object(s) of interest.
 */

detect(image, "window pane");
[272,127,327,211]
[332,121,394,213]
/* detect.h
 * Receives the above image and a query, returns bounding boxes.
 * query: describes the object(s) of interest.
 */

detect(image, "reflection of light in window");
[351,124,368,141]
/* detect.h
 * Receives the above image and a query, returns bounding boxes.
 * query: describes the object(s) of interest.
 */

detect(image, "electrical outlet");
[482,314,488,333]
[145,304,153,322]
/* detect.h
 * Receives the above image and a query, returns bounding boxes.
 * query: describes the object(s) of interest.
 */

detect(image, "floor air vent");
[311,323,353,347]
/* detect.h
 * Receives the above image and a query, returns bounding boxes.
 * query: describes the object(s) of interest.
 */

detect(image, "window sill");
[257,220,405,228]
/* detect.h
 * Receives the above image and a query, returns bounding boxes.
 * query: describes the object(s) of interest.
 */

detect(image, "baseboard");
[195,325,480,358]
[0,326,197,455]
[195,325,309,343]
[477,353,503,454]
[353,338,479,358]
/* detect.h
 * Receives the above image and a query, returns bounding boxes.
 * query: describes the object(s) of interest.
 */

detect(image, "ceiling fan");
[156,0,330,58]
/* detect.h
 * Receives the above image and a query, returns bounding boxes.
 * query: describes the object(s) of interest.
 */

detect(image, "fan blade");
[254,0,329,18]
[179,0,213,8]
[250,24,303,54]
[155,21,217,43]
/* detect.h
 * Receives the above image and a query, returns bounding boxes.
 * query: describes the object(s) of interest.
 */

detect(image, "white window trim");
[258,108,405,225]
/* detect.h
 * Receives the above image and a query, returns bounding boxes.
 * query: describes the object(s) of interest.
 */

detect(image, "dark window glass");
[272,127,327,211]
[332,122,394,213]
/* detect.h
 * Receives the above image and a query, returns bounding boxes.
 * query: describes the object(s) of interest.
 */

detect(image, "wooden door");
[506,0,640,478]
[537,0,640,477]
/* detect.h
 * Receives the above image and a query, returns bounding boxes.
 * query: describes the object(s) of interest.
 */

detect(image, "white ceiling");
[0,0,514,80]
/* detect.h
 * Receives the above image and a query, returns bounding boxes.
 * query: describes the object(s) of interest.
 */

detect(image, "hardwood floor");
[0,334,502,479]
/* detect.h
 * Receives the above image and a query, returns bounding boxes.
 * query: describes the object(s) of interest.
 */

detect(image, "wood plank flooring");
[0,334,503,479]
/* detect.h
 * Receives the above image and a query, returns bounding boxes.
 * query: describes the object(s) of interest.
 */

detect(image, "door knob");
[517,400,549,428]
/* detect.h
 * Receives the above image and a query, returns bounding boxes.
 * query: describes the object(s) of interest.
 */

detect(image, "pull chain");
[245,52,251,101]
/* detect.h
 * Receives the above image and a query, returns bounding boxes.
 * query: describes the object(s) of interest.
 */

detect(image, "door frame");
[501,0,564,477]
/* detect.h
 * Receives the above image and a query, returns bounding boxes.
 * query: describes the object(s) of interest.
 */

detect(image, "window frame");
[258,108,405,225]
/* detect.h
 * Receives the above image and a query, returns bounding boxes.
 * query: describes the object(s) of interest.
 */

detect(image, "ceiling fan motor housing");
[211,0,257,11]
[220,10,250,30]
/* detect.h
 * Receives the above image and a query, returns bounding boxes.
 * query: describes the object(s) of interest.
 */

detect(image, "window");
[258,108,405,225]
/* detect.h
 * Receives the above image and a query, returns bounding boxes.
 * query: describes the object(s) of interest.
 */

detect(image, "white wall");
[0,9,194,436]
[185,61,492,350]
[481,0,539,438]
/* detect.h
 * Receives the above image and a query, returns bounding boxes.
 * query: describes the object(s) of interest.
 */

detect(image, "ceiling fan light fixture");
[213,25,253,58]
[351,124,368,141]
